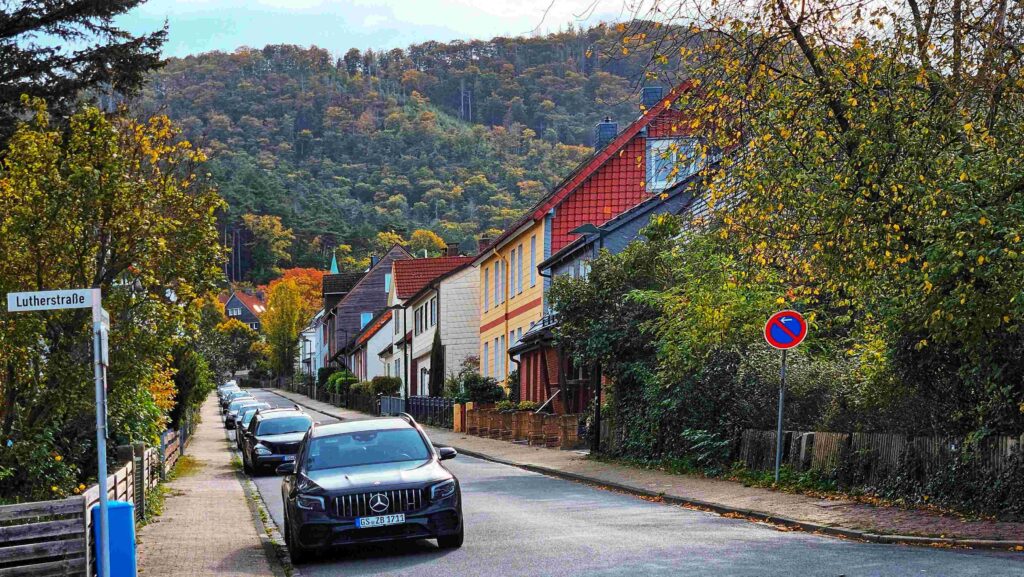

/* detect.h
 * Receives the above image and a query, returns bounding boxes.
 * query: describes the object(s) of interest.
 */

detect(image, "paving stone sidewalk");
[271,388,1024,547]
[136,397,276,577]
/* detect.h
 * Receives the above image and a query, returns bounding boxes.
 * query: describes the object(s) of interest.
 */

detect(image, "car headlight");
[296,494,325,512]
[430,479,456,501]
[254,444,271,456]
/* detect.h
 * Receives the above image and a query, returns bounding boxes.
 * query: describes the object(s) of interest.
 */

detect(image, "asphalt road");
[231,389,1024,577]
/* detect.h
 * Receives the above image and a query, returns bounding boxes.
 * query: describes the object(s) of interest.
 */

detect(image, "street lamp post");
[569,223,604,454]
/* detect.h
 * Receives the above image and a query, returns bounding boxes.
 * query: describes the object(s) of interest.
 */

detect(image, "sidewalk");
[136,397,277,577]
[271,388,1024,549]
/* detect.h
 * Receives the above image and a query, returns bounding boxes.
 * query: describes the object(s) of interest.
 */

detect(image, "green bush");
[349,381,372,396]
[517,400,539,411]
[318,367,337,388]
[370,376,402,396]
[326,370,357,394]
[495,400,516,412]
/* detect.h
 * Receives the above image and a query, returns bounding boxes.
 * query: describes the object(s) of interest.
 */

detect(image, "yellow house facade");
[475,219,546,388]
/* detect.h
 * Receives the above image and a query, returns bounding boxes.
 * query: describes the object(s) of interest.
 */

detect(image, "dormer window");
[647,137,700,192]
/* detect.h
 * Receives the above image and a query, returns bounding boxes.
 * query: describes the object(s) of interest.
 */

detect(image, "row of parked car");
[213,381,465,563]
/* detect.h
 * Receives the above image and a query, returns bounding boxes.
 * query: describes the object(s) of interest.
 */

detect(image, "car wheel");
[437,526,464,549]
[285,523,313,564]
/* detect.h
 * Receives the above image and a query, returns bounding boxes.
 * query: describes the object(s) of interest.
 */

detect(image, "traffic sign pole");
[91,289,111,577]
[774,349,787,483]
[763,310,807,484]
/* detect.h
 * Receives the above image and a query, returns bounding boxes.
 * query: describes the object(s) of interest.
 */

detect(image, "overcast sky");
[116,0,647,58]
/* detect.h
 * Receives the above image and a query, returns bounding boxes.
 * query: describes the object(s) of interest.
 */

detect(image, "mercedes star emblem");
[368,493,390,514]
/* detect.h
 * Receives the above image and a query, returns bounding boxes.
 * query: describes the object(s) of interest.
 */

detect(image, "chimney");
[594,117,617,150]
[641,85,664,110]
[369,255,379,269]
[478,236,494,254]
[443,242,460,257]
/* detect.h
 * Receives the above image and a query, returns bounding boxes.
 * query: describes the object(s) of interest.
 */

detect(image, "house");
[348,310,393,381]
[298,310,325,378]
[471,83,701,399]
[381,250,475,397]
[223,289,266,331]
[319,270,365,368]
[328,245,412,368]
[516,171,704,413]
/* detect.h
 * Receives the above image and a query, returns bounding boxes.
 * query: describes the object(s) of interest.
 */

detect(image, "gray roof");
[323,271,365,295]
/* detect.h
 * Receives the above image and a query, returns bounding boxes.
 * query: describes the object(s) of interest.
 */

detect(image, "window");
[517,243,524,294]
[420,367,429,388]
[499,335,506,377]
[394,358,401,378]
[360,312,372,329]
[493,262,500,305]
[483,342,490,377]
[394,311,400,334]
[429,297,437,327]
[384,273,392,293]
[249,322,259,330]
[530,235,537,287]
[647,137,700,192]
[414,306,423,335]
[483,266,490,311]
[509,248,516,297]
[228,307,242,316]
[306,429,430,470]
[494,337,501,377]
[517,327,522,342]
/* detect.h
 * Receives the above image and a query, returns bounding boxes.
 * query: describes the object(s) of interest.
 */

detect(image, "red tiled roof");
[356,310,392,346]
[233,291,266,317]
[393,256,474,300]
[473,81,693,259]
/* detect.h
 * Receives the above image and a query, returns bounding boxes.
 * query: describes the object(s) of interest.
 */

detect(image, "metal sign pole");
[774,349,787,483]
[91,289,111,577]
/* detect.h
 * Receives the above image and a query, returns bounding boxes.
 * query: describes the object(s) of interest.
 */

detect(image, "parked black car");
[225,399,264,430]
[278,415,463,564]
[221,390,252,411]
[236,403,271,449]
[241,409,313,474]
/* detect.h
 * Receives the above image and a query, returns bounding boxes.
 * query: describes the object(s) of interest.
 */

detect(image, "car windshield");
[228,399,254,411]
[305,428,430,471]
[256,415,311,436]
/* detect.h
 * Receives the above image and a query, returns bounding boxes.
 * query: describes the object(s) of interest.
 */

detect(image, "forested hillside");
[137,24,657,270]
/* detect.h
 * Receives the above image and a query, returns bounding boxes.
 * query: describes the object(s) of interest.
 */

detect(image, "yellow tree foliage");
[409,229,446,256]
[260,278,306,376]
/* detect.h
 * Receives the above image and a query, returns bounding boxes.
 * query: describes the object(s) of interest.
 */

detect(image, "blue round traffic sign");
[764,310,807,350]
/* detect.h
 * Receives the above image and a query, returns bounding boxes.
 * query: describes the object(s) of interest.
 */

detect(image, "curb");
[224,423,302,577]
[269,388,1024,553]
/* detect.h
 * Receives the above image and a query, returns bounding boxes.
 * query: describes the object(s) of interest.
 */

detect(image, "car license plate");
[283,455,294,461]
[356,514,405,529]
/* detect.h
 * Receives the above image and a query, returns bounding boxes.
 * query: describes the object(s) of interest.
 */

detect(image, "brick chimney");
[478,236,494,254]
[443,242,460,257]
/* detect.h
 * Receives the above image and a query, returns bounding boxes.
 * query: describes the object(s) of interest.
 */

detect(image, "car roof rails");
[396,413,417,426]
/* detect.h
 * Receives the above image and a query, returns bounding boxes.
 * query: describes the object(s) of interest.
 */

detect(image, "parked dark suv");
[241,409,313,474]
[278,415,463,563]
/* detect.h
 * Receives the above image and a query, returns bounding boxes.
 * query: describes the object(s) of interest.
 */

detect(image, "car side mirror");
[276,462,297,475]
[438,447,457,461]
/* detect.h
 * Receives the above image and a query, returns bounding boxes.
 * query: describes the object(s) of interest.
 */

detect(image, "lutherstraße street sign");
[6,288,94,312]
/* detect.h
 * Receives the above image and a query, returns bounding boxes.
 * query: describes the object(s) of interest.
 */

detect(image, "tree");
[373,230,406,255]
[0,100,223,499]
[0,1,166,142]
[266,267,326,322]
[217,319,259,374]
[621,0,1024,434]
[260,278,305,377]
[409,229,446,257]
[242,213,294,284]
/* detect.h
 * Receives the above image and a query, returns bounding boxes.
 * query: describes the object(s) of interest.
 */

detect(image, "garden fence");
[0,422,195,577]
[407,396,455,429]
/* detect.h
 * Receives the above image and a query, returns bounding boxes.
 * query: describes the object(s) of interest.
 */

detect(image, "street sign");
[764,310,807,350]
[764,309,808,483]
[4,287,112,577]
[6,289,94,312]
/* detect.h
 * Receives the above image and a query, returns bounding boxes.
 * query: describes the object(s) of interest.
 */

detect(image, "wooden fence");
[738,429,1024,485]
[0,422,194,577]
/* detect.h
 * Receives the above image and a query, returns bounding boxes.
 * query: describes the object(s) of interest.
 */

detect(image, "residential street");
[237,390,1024,577]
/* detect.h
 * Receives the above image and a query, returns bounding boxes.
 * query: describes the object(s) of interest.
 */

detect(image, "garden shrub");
[370,376,402,396]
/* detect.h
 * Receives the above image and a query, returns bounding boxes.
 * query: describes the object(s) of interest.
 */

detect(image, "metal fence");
[380,396,406,416]
[407,396,455,429]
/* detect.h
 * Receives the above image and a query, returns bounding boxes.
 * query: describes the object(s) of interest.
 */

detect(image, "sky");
[115,0,648,58]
